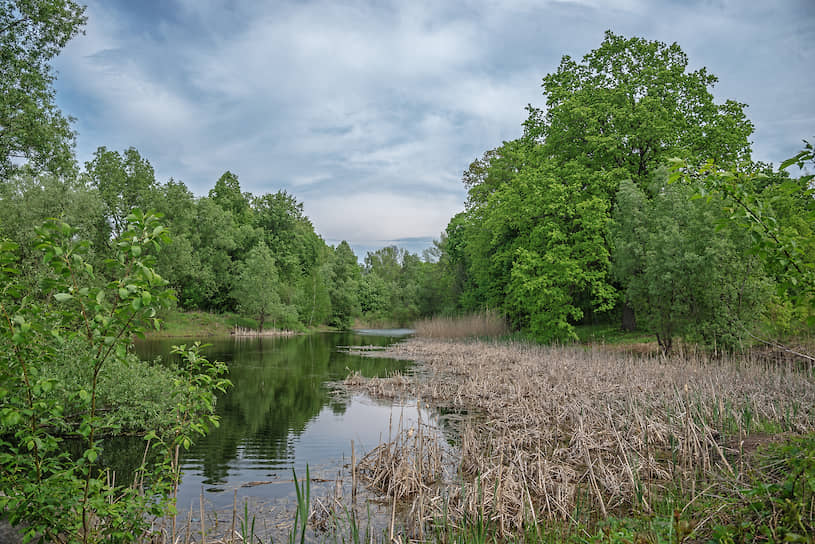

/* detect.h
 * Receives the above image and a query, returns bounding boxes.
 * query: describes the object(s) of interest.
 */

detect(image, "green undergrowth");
[21,338,189,435]
[573,323,657,346]
[147,309,318,338]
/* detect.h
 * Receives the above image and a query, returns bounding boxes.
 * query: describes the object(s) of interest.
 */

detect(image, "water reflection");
[134,331,417,511]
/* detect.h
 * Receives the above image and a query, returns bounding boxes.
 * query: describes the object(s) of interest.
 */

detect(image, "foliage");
[83,146,159,238]
[232,242,284,330]
[37,338,183,433]
[669,140,815,323]
[438,31,759,343]
[0,0,86,177]
[0,212,230,543]
[710,434,815,543]
[612,177,772,352]
[328,241,360,329]
[527,30,753,180]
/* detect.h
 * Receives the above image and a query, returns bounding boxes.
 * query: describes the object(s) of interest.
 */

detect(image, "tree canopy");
[0,0,86,176]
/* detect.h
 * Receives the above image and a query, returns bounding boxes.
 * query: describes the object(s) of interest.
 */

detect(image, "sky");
[52,0,815,257]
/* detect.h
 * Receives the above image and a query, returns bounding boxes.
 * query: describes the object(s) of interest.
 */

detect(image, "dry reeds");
[346,338,815,536]
[412,311,508,339]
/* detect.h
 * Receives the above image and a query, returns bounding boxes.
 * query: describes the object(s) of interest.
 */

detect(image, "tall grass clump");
[413,311,508,339]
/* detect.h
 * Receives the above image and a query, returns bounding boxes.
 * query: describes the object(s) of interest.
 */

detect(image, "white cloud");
[51,0,815,248]
[304,192,463,243]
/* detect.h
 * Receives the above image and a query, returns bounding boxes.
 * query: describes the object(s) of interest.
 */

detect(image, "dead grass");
[412,311,508,339]
[344,338,815,536]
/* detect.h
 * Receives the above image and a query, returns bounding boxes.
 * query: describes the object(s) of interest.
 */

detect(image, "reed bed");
[412,311,508,339]
[345,338,815,537]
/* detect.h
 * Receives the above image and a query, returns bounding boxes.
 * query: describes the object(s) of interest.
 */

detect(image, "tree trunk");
[258,312,265,332]
[621,304,636,332]
[656,333,672,355]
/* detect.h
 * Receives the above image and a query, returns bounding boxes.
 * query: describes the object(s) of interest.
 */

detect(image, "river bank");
[341,337,815,541]
[143,310,337,338]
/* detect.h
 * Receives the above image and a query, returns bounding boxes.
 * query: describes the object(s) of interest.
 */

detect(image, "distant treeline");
[0,155,451,330]
[2,19,813,350]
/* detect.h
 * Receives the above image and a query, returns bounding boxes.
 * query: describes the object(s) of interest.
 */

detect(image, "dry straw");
[412,311,508,339]
[346,338,815,536]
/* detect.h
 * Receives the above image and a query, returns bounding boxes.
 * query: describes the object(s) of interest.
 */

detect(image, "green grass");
[573,323,656,345]
[146,310,325,338]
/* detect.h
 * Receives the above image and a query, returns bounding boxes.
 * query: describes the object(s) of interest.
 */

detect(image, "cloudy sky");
[53,0,815,255]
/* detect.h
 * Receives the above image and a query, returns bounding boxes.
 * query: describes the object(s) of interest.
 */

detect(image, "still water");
[133,330,421,514]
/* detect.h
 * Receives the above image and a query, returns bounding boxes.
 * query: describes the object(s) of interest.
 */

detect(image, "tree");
[0,211,230,542]
[0,0,86,177]
[0,172,107,279]
[209,171,251,221]
[232,242,283,331]
[527,30,753,187]
[444,31,758,340]
[253,190,321,282]
[84,147,159,237]
[328,241,361,329]
[612,176,771,353]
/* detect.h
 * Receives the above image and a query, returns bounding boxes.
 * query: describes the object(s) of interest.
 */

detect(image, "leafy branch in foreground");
[0,210,230,543]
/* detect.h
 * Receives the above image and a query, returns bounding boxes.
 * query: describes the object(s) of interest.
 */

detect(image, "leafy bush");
[0,211,230,543]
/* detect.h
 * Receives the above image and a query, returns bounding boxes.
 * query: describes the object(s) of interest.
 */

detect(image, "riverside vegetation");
[1,1,814,542]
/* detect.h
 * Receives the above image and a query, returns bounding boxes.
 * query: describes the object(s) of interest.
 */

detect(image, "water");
[133,330,424,513]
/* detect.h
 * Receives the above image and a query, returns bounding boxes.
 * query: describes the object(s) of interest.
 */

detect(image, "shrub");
[0,211,230,543]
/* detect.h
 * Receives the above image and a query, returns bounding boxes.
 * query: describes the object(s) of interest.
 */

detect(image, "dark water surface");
[133,330,420,513]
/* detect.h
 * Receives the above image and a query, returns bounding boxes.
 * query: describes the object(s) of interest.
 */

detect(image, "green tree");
[0,0,86,177]
[253,190,322,282]
[527,30,753,186]
[328,241,361,329]
[209,171,251,221]
[444,31,758,340]
[612,177,771,352]
[0,211,230,542]
[232,242,283,331]
[84,147,159,237]
[0,172,107,280]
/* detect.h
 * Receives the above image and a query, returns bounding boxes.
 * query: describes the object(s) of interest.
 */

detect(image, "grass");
[573,323,657,346]
[151,430,815,543]
[145,310,325,338]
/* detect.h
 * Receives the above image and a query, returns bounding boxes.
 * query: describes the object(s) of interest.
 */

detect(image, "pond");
[133,330,425,519]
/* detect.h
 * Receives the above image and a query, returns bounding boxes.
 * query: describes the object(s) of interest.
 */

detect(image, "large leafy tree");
[232,242,283,331]
[444,31,758,341]
[526,30,754,187]
[0,0,86,177]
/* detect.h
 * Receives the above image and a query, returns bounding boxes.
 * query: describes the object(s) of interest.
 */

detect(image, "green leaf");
[54,292,73,302]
